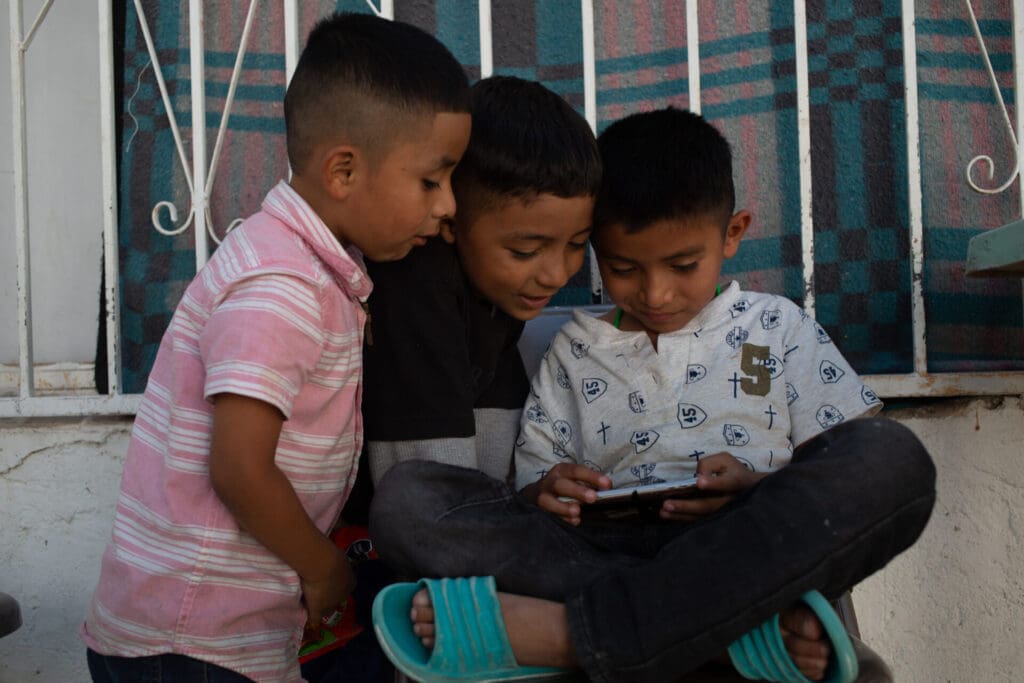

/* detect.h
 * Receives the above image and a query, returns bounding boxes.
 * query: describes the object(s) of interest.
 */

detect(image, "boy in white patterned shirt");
[513,106,882,681]
[516,108,882,521]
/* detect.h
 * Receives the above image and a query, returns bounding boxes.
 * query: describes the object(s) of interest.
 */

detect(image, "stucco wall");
[0,417,131,682]
[0,397,1021,682]
[855,396,1024,683]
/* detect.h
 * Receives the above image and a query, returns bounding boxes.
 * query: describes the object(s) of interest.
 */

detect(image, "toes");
[410,588,436,650]
[790,653,828,681]
[410,588,436,625]
[782,631,830,659]
[781,606,831,683]
[412,621,436,639]
[412,589,432,608]
[780,603,824,640]
[410,604,436,624]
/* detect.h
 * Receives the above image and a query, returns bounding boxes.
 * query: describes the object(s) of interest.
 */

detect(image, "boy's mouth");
[637,309,678,324]
[519,294,552,309]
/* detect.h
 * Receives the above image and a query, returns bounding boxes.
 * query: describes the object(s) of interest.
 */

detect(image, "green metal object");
[965,219,1024,277]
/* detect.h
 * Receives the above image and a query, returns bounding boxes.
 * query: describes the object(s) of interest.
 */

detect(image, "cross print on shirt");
[729,372,742,398]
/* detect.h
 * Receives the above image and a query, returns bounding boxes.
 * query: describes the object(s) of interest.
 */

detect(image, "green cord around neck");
[613,307,624,329]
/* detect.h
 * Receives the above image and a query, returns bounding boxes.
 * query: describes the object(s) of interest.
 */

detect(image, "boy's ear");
[723,210,751,258]
[321,144,361,200]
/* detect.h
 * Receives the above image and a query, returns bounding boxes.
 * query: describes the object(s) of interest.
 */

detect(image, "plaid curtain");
[114,0,1023,393]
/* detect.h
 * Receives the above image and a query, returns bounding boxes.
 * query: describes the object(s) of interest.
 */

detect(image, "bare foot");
[779,603,830,681]
[409,588,577,668]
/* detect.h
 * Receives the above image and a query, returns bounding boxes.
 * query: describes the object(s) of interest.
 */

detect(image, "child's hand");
[300,544,356,637]
[659,452,765,522]
[525,464,611,526]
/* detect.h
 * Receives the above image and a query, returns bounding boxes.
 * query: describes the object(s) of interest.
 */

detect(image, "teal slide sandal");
[373,576,572,682]
[728,590,859,683]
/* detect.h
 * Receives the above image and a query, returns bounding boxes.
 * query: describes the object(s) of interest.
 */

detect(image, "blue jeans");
[87,649,253,682]
[369,417,935,683]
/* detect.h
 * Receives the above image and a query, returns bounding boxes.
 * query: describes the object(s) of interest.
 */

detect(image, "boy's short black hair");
[453,76,601,224]
[284,12,471,172]
[593,107,734,233]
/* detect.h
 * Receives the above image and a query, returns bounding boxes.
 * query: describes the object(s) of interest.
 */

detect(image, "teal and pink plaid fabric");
[115,0,1023,393]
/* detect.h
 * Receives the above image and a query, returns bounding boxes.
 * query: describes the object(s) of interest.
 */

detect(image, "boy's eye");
[422,179,441,190]
[608,265,635,276]
[510,249,539,259]
[568,240,588,251]
[672,262,698,272]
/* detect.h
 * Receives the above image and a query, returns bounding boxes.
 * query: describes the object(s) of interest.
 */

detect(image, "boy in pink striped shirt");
[81,13,470,682]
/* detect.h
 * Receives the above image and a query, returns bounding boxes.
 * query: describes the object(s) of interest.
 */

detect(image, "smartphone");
[590,476,702,506]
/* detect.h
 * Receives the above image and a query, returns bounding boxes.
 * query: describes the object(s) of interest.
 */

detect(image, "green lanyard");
[613,283,722,329]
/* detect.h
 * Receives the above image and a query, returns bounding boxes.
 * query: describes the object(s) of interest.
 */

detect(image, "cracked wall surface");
[0,418,131,683]
[0,400,1021,682]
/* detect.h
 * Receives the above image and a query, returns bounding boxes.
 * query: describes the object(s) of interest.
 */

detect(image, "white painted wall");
[1,399,1022,682]
[0,416,132,683]
[0,1,104,366]
[856,397,1024,682]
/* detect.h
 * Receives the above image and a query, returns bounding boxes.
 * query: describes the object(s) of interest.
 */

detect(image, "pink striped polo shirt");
[82,181,371,682]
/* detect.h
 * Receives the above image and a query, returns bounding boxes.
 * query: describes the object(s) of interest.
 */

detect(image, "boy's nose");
[536,254,570,289]
[640,274,672,307]
[432,184,457,222]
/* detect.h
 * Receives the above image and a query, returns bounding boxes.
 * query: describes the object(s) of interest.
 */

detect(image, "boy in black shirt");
[362,76,600,484]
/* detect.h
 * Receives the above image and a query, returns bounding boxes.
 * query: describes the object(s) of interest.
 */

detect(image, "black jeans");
[87,650,253,683]
[369,417,935,683]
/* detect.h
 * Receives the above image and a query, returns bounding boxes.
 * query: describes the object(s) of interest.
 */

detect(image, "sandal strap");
[374,576,570,682]
[424,576,519,675]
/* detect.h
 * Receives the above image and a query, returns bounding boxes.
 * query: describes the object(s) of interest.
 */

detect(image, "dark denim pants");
[369,417,935,683]
[87,649,254,683]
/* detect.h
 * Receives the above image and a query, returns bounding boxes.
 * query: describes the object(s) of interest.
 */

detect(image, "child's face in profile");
[447,193,594,321]
[344,112,471,262]
[593,211,749,336]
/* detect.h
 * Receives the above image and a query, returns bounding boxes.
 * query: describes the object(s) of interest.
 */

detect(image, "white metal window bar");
[793,0,816,318]
[2,0,1022,419]
[581,1,601,301]
[686,0,701,114]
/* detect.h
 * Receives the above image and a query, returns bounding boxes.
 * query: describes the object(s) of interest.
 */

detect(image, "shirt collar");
[261,180,373,301]
[569,280,743,343]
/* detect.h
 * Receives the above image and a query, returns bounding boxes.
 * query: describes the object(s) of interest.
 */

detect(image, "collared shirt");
[82,181,371,682]
[515,281,883,491]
